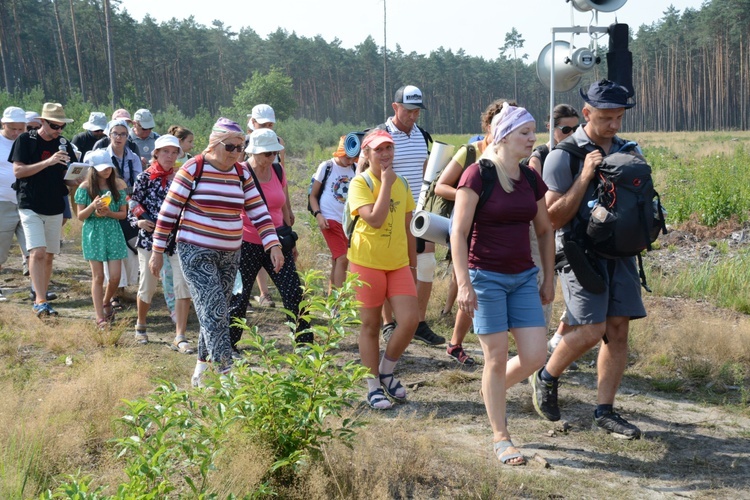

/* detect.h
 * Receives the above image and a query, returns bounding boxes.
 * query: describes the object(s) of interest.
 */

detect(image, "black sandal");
[379,373,407,403]
[110,297,124,311]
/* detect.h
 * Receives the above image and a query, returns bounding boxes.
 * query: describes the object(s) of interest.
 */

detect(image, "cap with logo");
[394,85,426,110]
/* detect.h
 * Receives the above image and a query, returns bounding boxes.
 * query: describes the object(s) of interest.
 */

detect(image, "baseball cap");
[394,85,426,110]
[361,129,394,150]
[2,106,26,123]
[84,148,115,172]
[153,134,183,157]
[112,109,132,122]
[250,104,276,124]
[580,79,635,109]
[133,108,156,129]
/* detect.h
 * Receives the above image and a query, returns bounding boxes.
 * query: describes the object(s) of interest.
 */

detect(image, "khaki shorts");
[18,209,62,254]
[137,247,191,304]
[0,201,27,264]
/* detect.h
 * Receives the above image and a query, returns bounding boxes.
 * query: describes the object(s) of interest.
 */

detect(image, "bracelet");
[313,210,321,217]
[409,266,417,270]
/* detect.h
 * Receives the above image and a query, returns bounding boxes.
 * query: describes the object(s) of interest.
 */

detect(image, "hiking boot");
[594,410,642,440]
[413,321,445,346]
[529,369,560,421]
[381,322,396,342]
[446,343,476,366]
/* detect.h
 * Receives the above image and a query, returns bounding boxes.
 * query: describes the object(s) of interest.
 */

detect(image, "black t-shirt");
[9,132,74,215]
[71,131,100,158]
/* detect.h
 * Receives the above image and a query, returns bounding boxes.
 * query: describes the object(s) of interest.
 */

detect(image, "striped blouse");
[151,157,279,253]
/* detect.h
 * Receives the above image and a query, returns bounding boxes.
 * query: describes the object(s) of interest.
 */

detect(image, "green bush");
[41,271,368,499]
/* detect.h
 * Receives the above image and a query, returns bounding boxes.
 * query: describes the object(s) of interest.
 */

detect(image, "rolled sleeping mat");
[410,210,451,246]
[417,141,455,210]
[344,132,365,158]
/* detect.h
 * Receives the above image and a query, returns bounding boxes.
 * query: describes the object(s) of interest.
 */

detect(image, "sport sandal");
[135,324,149,345]
[170,335,195,354]
[367,388,393,410]
[493,440,526,466]
[379,372,407,402]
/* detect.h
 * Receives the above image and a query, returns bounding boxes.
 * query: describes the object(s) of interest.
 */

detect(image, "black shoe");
[413,321,445,346]
[29,290,57,302]
[594,410,642,440]
[381,322,396,342]
[529,370,560,421]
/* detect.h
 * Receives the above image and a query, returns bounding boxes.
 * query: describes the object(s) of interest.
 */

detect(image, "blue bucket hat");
[580,79,635,109]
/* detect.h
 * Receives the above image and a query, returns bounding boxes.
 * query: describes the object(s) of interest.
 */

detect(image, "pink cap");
[112,108,132,122]
[362,129,394,150]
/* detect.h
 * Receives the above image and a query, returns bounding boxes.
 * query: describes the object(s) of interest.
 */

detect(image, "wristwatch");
[313,210,321,216]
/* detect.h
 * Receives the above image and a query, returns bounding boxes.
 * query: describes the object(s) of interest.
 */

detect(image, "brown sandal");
[170,335,194,354]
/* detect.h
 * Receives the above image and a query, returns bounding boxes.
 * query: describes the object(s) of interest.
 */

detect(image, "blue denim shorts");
[469,266,545,334]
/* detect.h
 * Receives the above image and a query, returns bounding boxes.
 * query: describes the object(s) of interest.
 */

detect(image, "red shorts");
[349,263,417,309]
[321,219,348,260]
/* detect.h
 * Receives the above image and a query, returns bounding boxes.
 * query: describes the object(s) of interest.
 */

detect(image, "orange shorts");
[321,219,348,260]
[349,263,416,309]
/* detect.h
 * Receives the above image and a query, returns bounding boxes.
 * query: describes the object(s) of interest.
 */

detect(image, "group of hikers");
[0,77,654,465]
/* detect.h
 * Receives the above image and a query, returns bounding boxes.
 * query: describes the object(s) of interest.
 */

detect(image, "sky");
[118,0,707,61]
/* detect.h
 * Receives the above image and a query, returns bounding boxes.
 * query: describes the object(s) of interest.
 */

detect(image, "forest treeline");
[0,0,748,133]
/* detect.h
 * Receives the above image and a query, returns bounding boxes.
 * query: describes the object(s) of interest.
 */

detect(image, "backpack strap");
[272,162,284,183]
[520,164,538,196]
[476,159,497,211]
[416,124,433,149]
[318,159,335,197]
[166,154,204,256]
[346,172,375,248]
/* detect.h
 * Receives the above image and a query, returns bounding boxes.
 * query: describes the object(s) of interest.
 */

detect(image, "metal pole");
[383,0,387,122]
[549,30,556,148]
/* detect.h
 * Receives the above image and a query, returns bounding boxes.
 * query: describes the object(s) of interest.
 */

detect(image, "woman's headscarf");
[206,117,244,151]
[491,102,534,144]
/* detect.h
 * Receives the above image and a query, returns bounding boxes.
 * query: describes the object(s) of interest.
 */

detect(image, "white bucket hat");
[245,128,284,154]
[2,106,27,124]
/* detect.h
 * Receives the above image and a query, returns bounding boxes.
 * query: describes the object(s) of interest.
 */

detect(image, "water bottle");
[128,199,155,222]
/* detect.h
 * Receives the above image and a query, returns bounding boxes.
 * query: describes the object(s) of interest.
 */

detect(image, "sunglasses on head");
[47,121,66,131]
[556,124,579,134]
[220,141,244,153]
[26,125,41,131]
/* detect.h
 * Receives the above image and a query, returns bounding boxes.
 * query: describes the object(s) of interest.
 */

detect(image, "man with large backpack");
[529,80,647,440]
[377,85,445,346]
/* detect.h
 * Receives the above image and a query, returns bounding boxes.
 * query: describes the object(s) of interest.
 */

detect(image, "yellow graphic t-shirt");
[347,170,415,271]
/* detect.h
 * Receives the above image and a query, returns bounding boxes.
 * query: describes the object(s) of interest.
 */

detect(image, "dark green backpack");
[421,144,476,217]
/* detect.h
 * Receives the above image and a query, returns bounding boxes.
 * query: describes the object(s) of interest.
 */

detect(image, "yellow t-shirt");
[347,170,416,271]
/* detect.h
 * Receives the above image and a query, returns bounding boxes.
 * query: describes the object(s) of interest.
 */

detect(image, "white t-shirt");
[312,158,356,224]
[0,134,17,203]
[384,117,428,205]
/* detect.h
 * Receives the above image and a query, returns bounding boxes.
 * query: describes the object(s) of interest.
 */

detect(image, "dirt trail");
[2,231,749,499]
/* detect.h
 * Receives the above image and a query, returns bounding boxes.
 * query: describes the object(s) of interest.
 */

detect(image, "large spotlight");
[537,41,597,92]
[570,0,628,13]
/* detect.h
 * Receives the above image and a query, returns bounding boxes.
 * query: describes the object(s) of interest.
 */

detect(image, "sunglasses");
[556,124,579,134]
[220,141,244,153]
[26,126,41,131]
[259,151,275,158]
[140,127,153,131]
[47,122,66,131]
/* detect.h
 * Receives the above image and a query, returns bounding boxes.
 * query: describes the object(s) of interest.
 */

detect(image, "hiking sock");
[366,377,381,393]
[379,354,398,376]
[550,332,563,348]
[193,360,209,378]
[540,367,559,384]
[595,404,614,418]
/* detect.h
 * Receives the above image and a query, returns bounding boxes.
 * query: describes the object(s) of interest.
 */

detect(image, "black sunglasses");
[556,124,579,134]
[220,141,244,153]
[259,151,275,157]
[47,122,66,131]
[26,126,41,131]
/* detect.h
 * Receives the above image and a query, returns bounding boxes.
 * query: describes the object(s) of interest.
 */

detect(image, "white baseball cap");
[133,108,156,129]
[249,104,276,124]
[153,134,183,157]
[2,106,27,124]
[84,148,115,172]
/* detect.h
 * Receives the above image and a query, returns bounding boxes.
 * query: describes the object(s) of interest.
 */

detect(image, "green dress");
[74,187,129,262]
